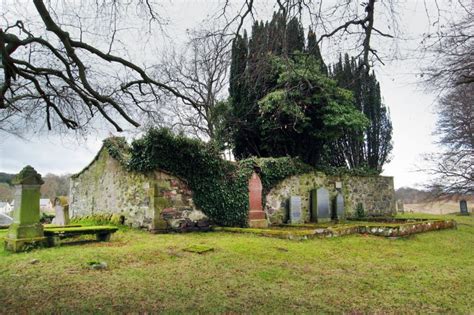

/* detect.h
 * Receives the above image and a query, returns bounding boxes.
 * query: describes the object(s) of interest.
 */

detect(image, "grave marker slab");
[52,197,70,226]
[248,172,268,228]
[335,193,344,219]
[289,196,302,224]
[460,200,468,215]
[317,188,330,220]
[310,189,318,222]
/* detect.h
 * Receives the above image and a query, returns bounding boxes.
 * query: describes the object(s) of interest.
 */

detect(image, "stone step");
[248,219,268,228]
[249,210,266,220]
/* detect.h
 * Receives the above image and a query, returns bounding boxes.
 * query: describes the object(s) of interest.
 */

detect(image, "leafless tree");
[218,0,399,71]
[158,28,231,142]
[421,1,473,92]
[423,83,473,196]
[417,0,473,196]
[0,0,197,135]
[1,0,403,135]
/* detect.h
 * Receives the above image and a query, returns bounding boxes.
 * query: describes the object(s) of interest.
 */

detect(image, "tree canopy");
[227,13,391,171]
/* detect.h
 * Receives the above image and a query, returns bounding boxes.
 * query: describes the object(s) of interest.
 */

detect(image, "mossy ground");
[0,213,473,313]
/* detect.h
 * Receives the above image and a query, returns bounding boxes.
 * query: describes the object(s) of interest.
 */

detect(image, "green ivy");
[123,128,310,226]
[103,128,379,226]
[103,137,130,166]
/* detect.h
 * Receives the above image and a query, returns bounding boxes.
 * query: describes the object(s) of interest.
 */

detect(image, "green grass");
[0,213,473,313]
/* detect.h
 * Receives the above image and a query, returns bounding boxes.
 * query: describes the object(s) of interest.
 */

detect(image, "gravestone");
[335,193,344,219]
[248,172,268,228]
[460,200,468,215]
[289,196,302,224]
[396,200,404,213]
[317,187,331,221]
[52,196,70,226]
[310,189,318,222]
[0,213,13,227]
[4,166,47,252]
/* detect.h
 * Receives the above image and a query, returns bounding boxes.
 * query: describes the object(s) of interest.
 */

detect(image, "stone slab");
[336,193,344,219]
[0,213,13,226]
[310,189,318,222]
[289,196,302,224]
[248,219,268,228]
[249,172,263,211]
[460,200,468,215]
[317,188,330,220]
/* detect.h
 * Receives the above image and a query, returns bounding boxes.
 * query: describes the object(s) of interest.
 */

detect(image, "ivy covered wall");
[69,129,396,229]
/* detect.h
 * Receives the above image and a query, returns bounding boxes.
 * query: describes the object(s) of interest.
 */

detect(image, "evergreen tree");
[331,54,393,171]
[227,12,387,169]
[306,28,328,75]
[285,17,305,54]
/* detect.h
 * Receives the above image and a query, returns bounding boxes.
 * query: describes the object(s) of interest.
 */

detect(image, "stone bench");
[43,226,118,246]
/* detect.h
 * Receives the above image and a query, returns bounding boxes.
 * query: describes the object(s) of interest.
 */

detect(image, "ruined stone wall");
[265,172,395,224]
[69,148,195,230]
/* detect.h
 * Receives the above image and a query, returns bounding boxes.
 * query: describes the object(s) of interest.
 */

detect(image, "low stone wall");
[69,147,209,231]
[265,172,395,224]
[215,219,457,240]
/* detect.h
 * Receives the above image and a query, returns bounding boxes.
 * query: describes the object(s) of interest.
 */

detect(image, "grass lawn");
[1,213,473,313]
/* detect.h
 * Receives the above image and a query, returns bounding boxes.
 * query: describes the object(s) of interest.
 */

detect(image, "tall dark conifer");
[285,17,305,54]
[331,54,393,171]
[306,28,328,75]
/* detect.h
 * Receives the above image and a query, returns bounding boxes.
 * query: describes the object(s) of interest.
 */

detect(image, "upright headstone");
[396,200,404,213]
[335,193,344,219]
[4,166,47,252]
[248,172,268,228]
[0,213,13,227]
[52,196,70,226]
[460,200,468,215]
[317,188,331,221]
[310,189,318,222]
[289,196,302,224]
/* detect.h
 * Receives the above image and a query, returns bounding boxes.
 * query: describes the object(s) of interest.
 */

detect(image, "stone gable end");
[69,147,195,231]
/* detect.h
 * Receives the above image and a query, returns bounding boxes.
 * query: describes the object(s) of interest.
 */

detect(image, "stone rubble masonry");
[265,171,396,225]
[69,146,209,232]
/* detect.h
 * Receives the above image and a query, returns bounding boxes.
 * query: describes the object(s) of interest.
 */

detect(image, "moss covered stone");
[11,165,44,185]
[183,244,214,254]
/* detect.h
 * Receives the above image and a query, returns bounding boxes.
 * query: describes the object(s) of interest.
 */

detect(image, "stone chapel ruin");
[70,137,397,231]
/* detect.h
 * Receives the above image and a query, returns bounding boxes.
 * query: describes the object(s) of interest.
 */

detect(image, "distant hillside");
[0,172,15,185]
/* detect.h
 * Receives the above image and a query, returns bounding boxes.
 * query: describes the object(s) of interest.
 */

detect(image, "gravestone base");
[248,219,268,228]
[5,222,47,252]
[7,223,44,239]
[317,218,332,223]
[248,210,268,228]
[4,236,47,252]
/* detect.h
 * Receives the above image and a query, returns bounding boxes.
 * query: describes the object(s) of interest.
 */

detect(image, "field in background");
[404,201,473,215]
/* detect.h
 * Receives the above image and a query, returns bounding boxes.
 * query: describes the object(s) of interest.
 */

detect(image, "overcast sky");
[0,0,455,189]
